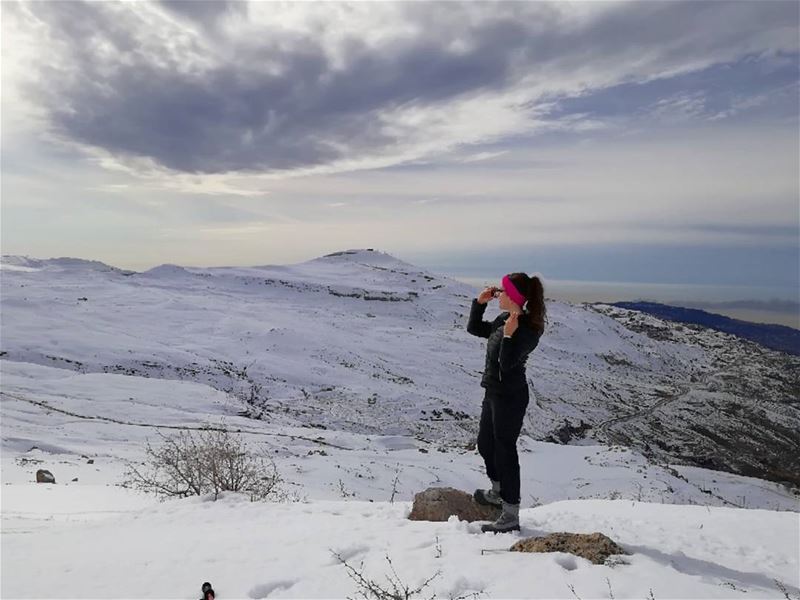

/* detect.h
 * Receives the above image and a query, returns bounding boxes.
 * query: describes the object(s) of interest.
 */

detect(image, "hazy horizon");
[2,1,798,300]
[2,248,797,330]
[450,274,799,330]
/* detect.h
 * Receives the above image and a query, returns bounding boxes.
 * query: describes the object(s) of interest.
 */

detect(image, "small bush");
[332,551,441,600]
[124,427,284,501]
[332,551,485,600]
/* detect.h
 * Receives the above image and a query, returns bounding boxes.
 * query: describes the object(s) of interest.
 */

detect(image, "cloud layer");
[6,0,798,175]
[2,1,797,298]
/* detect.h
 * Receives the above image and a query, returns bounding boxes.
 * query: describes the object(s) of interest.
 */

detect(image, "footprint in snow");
[327,543,370,564]
[554,554,579,571]
[248,579,299,599]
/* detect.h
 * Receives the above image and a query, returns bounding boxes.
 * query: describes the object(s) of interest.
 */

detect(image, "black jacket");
[467,298,540,392]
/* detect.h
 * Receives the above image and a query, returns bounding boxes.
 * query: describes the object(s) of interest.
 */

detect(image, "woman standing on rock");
[467,272,546,533]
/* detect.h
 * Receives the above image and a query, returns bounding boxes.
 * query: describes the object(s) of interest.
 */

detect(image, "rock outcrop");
[510,532,626,564]
[36,469,55,483]
[408,487,501,522]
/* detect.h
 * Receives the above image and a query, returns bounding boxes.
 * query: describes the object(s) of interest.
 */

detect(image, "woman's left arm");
[499,329,540,373]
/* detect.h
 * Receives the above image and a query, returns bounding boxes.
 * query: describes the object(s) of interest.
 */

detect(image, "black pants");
[477,385,529,505]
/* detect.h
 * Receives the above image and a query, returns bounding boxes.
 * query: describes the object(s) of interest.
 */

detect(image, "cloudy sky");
[2,1,798,296]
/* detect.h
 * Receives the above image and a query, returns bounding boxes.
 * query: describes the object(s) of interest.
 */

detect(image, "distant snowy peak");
[325,248,463,278]
[139,264,197,278]
[1,249,474,296]
[308,248,427,273]
[0,255,133,275]
[316,248,406,266]
[297,248,470,292]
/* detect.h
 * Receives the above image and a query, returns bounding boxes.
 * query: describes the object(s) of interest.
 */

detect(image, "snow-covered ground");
[3,489,798,599]
[1,249,798,598]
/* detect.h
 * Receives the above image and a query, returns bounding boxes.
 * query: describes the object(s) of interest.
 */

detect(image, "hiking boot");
[473,488,502,507]
[481,501,520,533]
[474,480,502,507]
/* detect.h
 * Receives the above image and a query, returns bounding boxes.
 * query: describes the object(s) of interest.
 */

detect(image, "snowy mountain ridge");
[2,248,797,486]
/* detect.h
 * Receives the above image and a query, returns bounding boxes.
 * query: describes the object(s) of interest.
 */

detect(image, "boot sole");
[480,524,520,534]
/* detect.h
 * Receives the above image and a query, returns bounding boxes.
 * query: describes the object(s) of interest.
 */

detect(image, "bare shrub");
[775,578,798,600]
[390,466,401,503]
[332,551,441,600]
[124,427,284,501]
[331,551,484,600]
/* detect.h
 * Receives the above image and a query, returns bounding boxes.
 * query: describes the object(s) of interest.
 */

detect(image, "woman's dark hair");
[508,272,547,336]
[201,583,215,600]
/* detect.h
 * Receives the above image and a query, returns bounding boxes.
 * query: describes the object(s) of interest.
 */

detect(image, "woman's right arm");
[466,288,496,338]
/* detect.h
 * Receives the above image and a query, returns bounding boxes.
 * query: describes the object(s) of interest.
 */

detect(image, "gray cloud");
[159,0,245,26]
[14,0,799,174]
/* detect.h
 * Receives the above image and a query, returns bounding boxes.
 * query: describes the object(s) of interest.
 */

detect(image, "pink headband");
[501,275,526,308]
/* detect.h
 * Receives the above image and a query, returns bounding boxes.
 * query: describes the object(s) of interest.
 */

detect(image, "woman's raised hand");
[477,286,496,305]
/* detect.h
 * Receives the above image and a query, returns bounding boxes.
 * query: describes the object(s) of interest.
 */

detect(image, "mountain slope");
[609,300,800,355]
[2,249,799,487]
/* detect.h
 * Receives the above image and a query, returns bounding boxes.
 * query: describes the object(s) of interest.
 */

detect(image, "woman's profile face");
[497,288,508,310]
[497,287,514,311]
[497,284,521,313]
